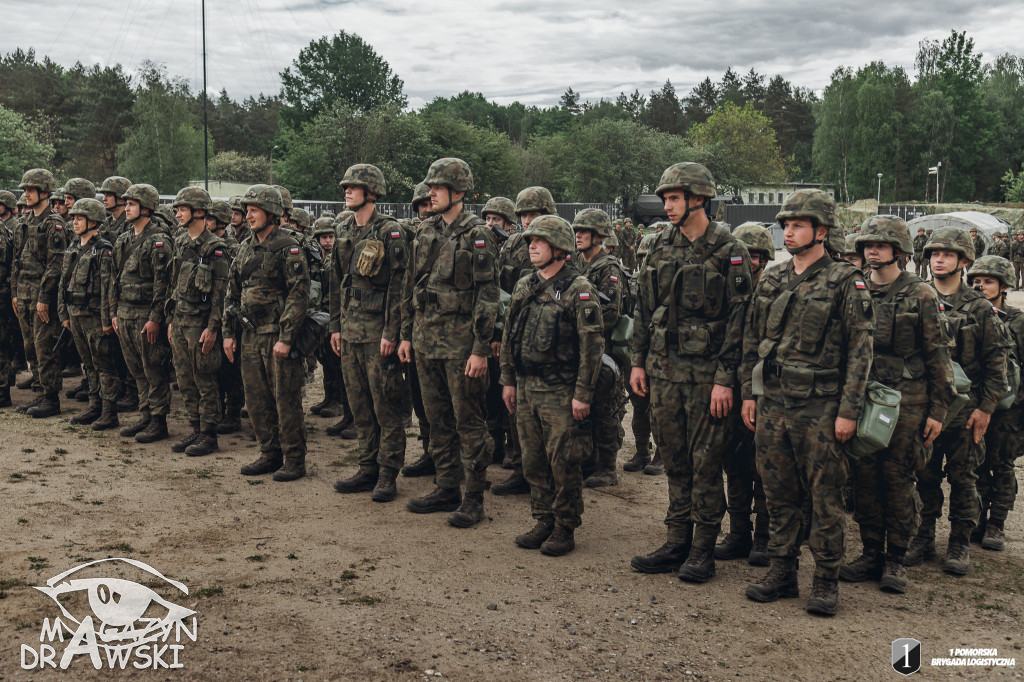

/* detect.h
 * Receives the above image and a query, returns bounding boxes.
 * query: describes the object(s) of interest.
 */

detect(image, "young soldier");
[970,227,985,260]
[310,216,350,423]
[98,176,131,244]
[912,227,928,278]
[839,216,955,594]
[907,228,1010,576]
[0,192,16,407]
[740,189,873,616]
[206,199,245,434]
[228,195,251,244]
[840,233,863,269]
[630,163,753,584]
[1013,231,1024,290]
[501,216,604,555]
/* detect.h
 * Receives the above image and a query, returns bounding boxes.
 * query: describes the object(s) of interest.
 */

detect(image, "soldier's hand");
[111,317,119,335]
[62,320,70,330]
[36,301,49,324]
[465,353,487,378]
[398,340,412,364]
[331,332,342,357]
[922,417,943,447]
[200,328,216,354]
[491,341,501,359]
[629,367,648,397]
[503,385,516,415]
[834,417,857,443]
[223,337,237,363]
[273,341,291,358]
[572,399,590,421]
[10,297,16,316]
[380,337,396,357]
[742,399,757,431]
[167,323,173,343]
[142,320,159,344]
[966,409,991,444]
[102,325,113,335]
[710,384,733,419]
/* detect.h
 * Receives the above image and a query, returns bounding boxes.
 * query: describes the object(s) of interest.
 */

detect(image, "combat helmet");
[17,194,27,208]
[481,197,516,225]
[51,187,66,204]
[122,184,160,211]
[968,255,1014,288]
[19,168,57,193]
[923,226,974,262]
[241,184,284,218]
[655,162,716,199]
[523,215,575,254]
[273,185,293,213]
[208,200,231,225]
[605,233,619,248]
[855,214,914,257]
[99,176,131,199]
[733,222,775,260]
[843,233,859,256]
[571,208,613,240]
[313,217,336,237]
[340,164,387,198]
[0,190,15,211]
[67,197,106,225]
[171,186,212,212]
[423,158,474,193]
[776,189,837,229]
[63,178,97,201]
[228,195,244,213]
[411,182,431,207]
[291,208,312,230]
[514,187,556,216]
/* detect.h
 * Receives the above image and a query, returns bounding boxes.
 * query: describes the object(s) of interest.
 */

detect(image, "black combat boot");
[185,431,219,457]
[678,547,716,583]
[406,487,461,514]
[880,548,909,594]
[943,536,970,576]
[241,452,283,476]
[970,512,988,544]
[325,412,356,438]
[216,407,242,434]
[492,470,530,496]
[172,422,201,453]
[135,415,169,443]
[584,468,618,488]
[27,394,61,419]
[309,394,332,415]
[91,402,119,431]
[515,519,555,549]
[0,388,11,408]
[631,526,692,574]
[16,393,45,414]
[447,492,485,528]
[120,411,151,438]
[273,457,306,482]
[903,534,936,566]
[65,377,88,400]
[540,525,575,556]
[746,559,800,602]
[715,516,753,561]
[622,443,651,472]
[15,374,36,391]
[371,471,397,503]
[806,576,839,616]
[982,518,1006,551]
[115,386,139,412]
[333,471,377,494]
[61,362,82,378]
[748,512,770,566]
[643,450,664,475]
[70,404,102,425]
[318,401,346,418]
[839,542,884,582]
[401,454,435,478]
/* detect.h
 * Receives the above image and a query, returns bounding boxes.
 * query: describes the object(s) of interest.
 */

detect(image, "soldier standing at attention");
[228,195,251,244]
[906,228,1010,575]
[0,191,17,408]
[990,232,1009,259]
[629,163,753,584]
[397,158,499,528]
[501,216,604,555]
[912,226,928,278]
[167,187,229,456]
[206,200,245,434]
[740,189,873,616]
[330,165,410,503]
[224,184,310,482]
[971,228,985,260]
[1013,231,1024,290]
[839,216,955,594]
[99,176,131,245]
[310,216,350,422]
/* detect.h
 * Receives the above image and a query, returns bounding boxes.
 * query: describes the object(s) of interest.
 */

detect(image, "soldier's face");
[662,191,702,224]
[971,275,1003,300]
[125,200,141,221]
[527,237,554,266]
[930,249,961,275]
[344,186,366,208]
[64,196,75,211]
[843,253,864,268]
[102,192,117,210]
[748,252,764,271]
[205,216,219,232]
[484,214,507,231]
[783,218,821,249]
[415,201,430,219]
[519,211,543,230]
[72,215,89,235]
[574,229,593,251]
[862,241,895,266]
[53,201,67,215]
[230,210,244,227]
[247,206,269,230]
[175,206,192,226]
[318,234,335,251]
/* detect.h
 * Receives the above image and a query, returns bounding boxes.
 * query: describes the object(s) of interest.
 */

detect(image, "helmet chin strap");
[866,256,898,269]
[438,187,462,214]
[671,191,694,228]
[934,266,961,280]
[786,238,821,256]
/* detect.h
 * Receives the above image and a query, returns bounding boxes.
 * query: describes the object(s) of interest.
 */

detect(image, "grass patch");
[194,586,224,598]
[17,518,27,525]
[286,553,297,560]
[298,665,318,672]
[338,594,381,606]
[245,555,265,563]
[247,480,264,486]
[339,571,358,581]
[0,578,23,599]
[237,583,251,589]
[100,542,134,554]
[27,557,48,571]
[21,448,35,454]
[90,500,103,505]
[54,448,68,455]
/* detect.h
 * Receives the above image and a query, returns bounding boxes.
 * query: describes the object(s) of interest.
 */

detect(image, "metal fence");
[878,205,930,221]
[292,201,619,222]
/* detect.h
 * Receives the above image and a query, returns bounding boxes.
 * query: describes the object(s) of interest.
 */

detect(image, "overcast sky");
[4,0,1022,109]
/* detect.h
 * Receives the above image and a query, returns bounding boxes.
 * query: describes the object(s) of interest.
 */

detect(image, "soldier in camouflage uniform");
[966,256,1022,552]
[59,179,99,385]
[620,218,638,273]
[99,176,131,244]
[224,184,310,482]
[397,158,498,528]
[330,164,410,502]
[167,187,228,456]
[572,208,626,488]
[228,195,251,245]
[11,169,68,418]
[310,216,351,425]
[56,198,120,429]
[629,163,753,585]
[969,228,985,261]
[501,216,604,555]
[904,227,1011,575]
[205,199,245,433]
[109,184,174,443]
[839,233,863,269]
[912,227,928,278]
[623,223,661,476]
[50,188,68,221]
[740,189,874,616]
[492,186,557,496]
[1013,231,1024,290]
[0,191,16,407]
[838,216,956,594]
[990,232,1009,259]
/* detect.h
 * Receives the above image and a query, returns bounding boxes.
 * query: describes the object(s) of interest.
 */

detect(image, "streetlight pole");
[877,173,883,205]
[269,145,279,185]
[936,161,941,204]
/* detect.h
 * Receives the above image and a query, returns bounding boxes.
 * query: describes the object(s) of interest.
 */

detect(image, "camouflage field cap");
[242,184,284,218]
[340,164,387,198]
[855,214,914,255]
[843,233,859,256]
[313,217,336,237]
[0,190,16,210]
[208,199,231,225]
[424,158,474,193]
[523,215,575,253]
[99,176,131,197]
[514,186,556,216]
[63,178,97,201]
[923,226,974,261]
[733,222,775,260]
[291,207,312,229]
[122,183,160,211]
[776,189,837,229]
[481,196,516,225]
[228,195,244,212]
[273,185,293,211]
[655,162,716,199]
[19,168,56,193]
[968,255,1014,287]
[411,182,431,206]
[572,208,613,240]
[67,197,106,224]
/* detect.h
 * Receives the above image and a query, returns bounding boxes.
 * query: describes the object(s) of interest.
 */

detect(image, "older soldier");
[839,216,956,594]
[12,169,68,418]
[224,184,310,481]
[740,189,873,616]
[990,232,1009,259]
[907,228,1011,575]
[330,165,410,502]
[501,216,604,555]
[629,163,753,584]
[397,158,499,527]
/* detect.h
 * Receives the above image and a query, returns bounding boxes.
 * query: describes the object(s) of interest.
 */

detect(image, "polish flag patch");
[854,280,866,289]
[993,306,1004,315]
[579,291,591,301]
[474,239,486,248]
[609,275,619,283]
[290,247,300,254]
[213,249,223,256]
[154,241,164,247]
[390,231,401,239]
[730,255,743,265]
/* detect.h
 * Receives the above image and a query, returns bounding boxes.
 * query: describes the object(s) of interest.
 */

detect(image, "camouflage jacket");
[499,266,604,403]
[999,304,1024,405]
[229,223,251,246]
[215,229,241,259]
[57,235,115,324]
[0,221,13,311]
[101,211,127,246]
[12,206,67,302]
[1013,240,1024,262]
[912,233,927,255]
[167,226,229,330]
[222,226,309,345]
[867,271,956,422]
[498,229,532,295]
[401,208,499,360]
[329,208,409,343]
[109,221,174,323]
[577,250,623,335]
[741,255,874,421]
[974,236,986,259]
[990,240,1009,259]
[631,221,753,386]
[934,281,1011,416]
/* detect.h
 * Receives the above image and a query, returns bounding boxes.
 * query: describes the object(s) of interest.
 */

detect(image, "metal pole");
[202,0,209,191]
[936,162,941,204]
[877,173,882,205]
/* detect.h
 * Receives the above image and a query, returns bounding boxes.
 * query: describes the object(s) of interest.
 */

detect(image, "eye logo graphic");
[22,558,198,670]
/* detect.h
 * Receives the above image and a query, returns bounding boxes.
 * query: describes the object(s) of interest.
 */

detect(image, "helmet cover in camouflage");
[63,178,97,201]
[514,186,556,216]
[321,210,336,219]
[273,185,293,211]
[733,222,775,260]
[208,199,232,225]
[0,190,15,210]
[411,182,431,206]
[122,183,160,211]
[155,204,176,225]
[655,162,716,199]
[67,197,106,224]
[571,208,613,240]
[923,226,974,261]
[424,157,474,193]
[313,217,336,237]
[843,233,860,256]
[290,207,312,229]
[51,187,66,203]
[171,186,212,211]
[16,194,27,207]
[776,189,837,229]
[523,215,575,254]
[334,209,355,225]
[228,195,244,213]
[604,233,619,248]
[242,184,284,218]
[968,255,1014,287]
[340,164,387,198]
[481,197,516,225]
[19,168,56,193]
[99,176,131,197]
[855,214,914,255]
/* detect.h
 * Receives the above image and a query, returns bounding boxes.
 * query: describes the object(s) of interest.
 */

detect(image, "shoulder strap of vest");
[880,270,919,304]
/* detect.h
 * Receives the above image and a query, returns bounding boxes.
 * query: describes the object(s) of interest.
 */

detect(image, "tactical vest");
[17,210,64,280]
[411,214,492,316]
[171,232,225,316]
[238,234,298,329]
[509,270,583,384]
[118,226,167,305]
[869,273,928,385]
[66,238,112,315]
[940,288,992,386]
[335,215,406,316]
[498,231,532,294]
[0,224,13,305]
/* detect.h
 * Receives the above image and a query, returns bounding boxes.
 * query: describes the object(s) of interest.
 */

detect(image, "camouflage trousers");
[851,402,928,551]
[584,361,625,472]
[723,418,768,526]
[416,351,492,494]
[979,407,1023,522]
[912,254,926,278]
[755,397,848,579]
[217,343,244,414]
[488,356,522,469]
[0,313,12,390]
[240,330,306,461]
[918,418,983,539]
[116,313,171,417]
[316,336,346,409]
[407,355,429,446]
[650,379,730,549]
[629,383,653,455]
[516,381,587,530]
[340,341,407,475]
[69,315,121,407]
[16,294,61,394]
[1015,261,1024,289]
[170,321,222,431]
